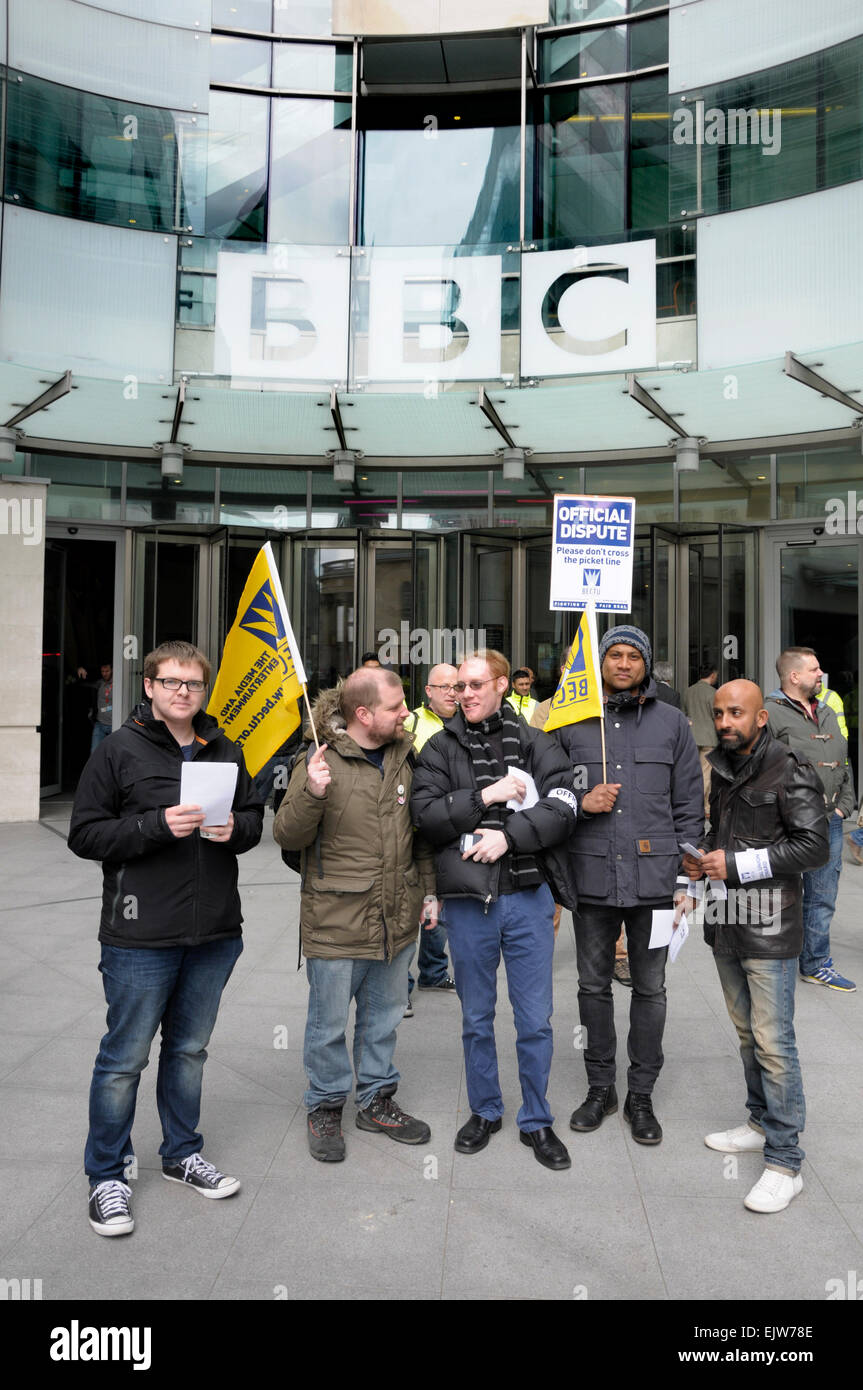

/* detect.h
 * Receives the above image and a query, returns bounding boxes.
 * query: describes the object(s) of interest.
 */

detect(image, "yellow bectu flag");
[207,542,304,776]
[544,604,604,732]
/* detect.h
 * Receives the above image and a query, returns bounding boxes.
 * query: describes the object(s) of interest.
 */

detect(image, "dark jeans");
[573,904,667,1094]
[85,937,243,1184]
[408,921,449,993]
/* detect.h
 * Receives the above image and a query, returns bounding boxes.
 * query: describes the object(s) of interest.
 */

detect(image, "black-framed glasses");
[152,677,206,693]
[452,678,495,694]
[428,682,458,692]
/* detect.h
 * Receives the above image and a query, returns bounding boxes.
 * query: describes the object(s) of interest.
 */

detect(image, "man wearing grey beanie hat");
[553,625,703,1144]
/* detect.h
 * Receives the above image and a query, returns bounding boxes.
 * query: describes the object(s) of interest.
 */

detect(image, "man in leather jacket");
[683,680,829,1214]
[410,649,581,1172]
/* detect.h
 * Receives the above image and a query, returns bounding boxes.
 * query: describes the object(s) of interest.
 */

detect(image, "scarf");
[462,705,542,891]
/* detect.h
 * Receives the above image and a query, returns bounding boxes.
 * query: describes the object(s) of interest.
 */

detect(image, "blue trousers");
[444,885,556,1132]
[303,944,412,1110]
[85,937,243,1184]
[714,954,805,1174]
[801,812,844,974]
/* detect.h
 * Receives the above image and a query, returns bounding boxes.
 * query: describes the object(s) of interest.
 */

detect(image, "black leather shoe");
[519,1127,571,1171]
[454,1114,502,1154]
[569,1084,618,1132]
[623,1091,663,1145]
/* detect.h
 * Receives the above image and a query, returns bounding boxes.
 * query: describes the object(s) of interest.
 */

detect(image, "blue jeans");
[90,722,111,753]
[444,885,555,1132]
[408,921,449,994]
[714,954,805,1174]
[574,904,667,1094]
[303,943,412,1110]
[85,937,243,1184]
[850,825,863,848]
[801,812,844,974]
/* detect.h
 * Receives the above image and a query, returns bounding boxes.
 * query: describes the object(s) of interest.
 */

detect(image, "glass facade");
[23,444,852,529]
[5,71,205,234]
[670,37,863,219]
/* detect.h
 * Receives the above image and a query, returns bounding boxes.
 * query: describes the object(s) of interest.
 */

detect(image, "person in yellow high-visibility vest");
[403,664,460,1007]
[820,676,848,741]
[506,668,538,724]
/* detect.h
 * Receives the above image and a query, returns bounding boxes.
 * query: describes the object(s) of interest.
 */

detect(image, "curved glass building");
[2,0,861,813]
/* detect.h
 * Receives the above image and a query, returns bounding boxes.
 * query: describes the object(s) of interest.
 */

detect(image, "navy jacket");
[555,679,703,907]
[68,699,263,948]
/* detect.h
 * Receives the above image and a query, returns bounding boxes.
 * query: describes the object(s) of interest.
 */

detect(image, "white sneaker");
[744,1168,803,1213]
[704,1123,765,1153]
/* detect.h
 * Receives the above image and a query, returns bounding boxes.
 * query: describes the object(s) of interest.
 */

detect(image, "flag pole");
[587,602,608,783]
[301,682,321,752]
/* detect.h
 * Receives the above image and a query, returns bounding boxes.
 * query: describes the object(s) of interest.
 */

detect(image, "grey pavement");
[1,802,862,1302]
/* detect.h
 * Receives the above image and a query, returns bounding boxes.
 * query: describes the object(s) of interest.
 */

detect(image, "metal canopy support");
[477,386,518,449]
[783,351,862,412]
[4,370,72,429]
[170,378,186,444]
[627,373,687,438]
[330,385,349,451]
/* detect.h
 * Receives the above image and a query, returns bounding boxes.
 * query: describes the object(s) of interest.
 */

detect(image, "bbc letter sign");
[521,241,656,377]
[550,494,635,613]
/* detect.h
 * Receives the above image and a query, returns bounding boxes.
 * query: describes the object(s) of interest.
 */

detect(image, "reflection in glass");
[299,546,355,695]
[219,467,309,526]
[473,546,511,660]
[538,85,626,241]
[361,98,520,246]
[401,472,492,531]
[126,462,215,525]
[273,0,333,36]
[141,540,200,652]
[273,42,353,91]
[679,458,770,523]
[210,36,272,86]
[43,456,123,520]
[205,90,268,240]
[777,446,863,520]
[213,0,273,29]
[5,71,205,234]
[269,99,352,244]
[542,27,627,84]
[584,461,673,522]
[630,74,669,229]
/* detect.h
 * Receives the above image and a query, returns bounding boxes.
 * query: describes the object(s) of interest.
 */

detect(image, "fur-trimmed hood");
[304,682,347,745]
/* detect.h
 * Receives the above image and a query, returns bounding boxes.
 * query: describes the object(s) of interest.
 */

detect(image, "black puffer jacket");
[700,729,830,958]
[410,709,579,907]
[68,700,263,948]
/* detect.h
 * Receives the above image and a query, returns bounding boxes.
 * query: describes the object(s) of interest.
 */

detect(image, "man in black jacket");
[411,649,582,1171]
[683,680,829,1213]
[69,641,263,1237]
[555,625,703,1145]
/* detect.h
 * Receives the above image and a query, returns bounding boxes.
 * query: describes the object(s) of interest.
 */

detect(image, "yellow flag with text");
[207,542,304,776]
[544,605,604,731]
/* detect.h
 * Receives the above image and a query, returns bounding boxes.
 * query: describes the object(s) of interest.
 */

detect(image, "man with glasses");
[411,649,580,1171]
[403,664,460,1005]
[69,641,263,1237]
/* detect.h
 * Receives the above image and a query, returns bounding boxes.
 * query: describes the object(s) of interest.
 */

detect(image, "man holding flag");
[552,621,703,1145]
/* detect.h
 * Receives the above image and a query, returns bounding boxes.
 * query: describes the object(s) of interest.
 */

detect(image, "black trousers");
[573,904,668,1094]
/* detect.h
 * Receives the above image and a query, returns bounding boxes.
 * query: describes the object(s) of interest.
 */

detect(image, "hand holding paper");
[179,762,238,830]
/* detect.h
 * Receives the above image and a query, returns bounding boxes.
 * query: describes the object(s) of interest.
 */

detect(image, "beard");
[719,723,759,752]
